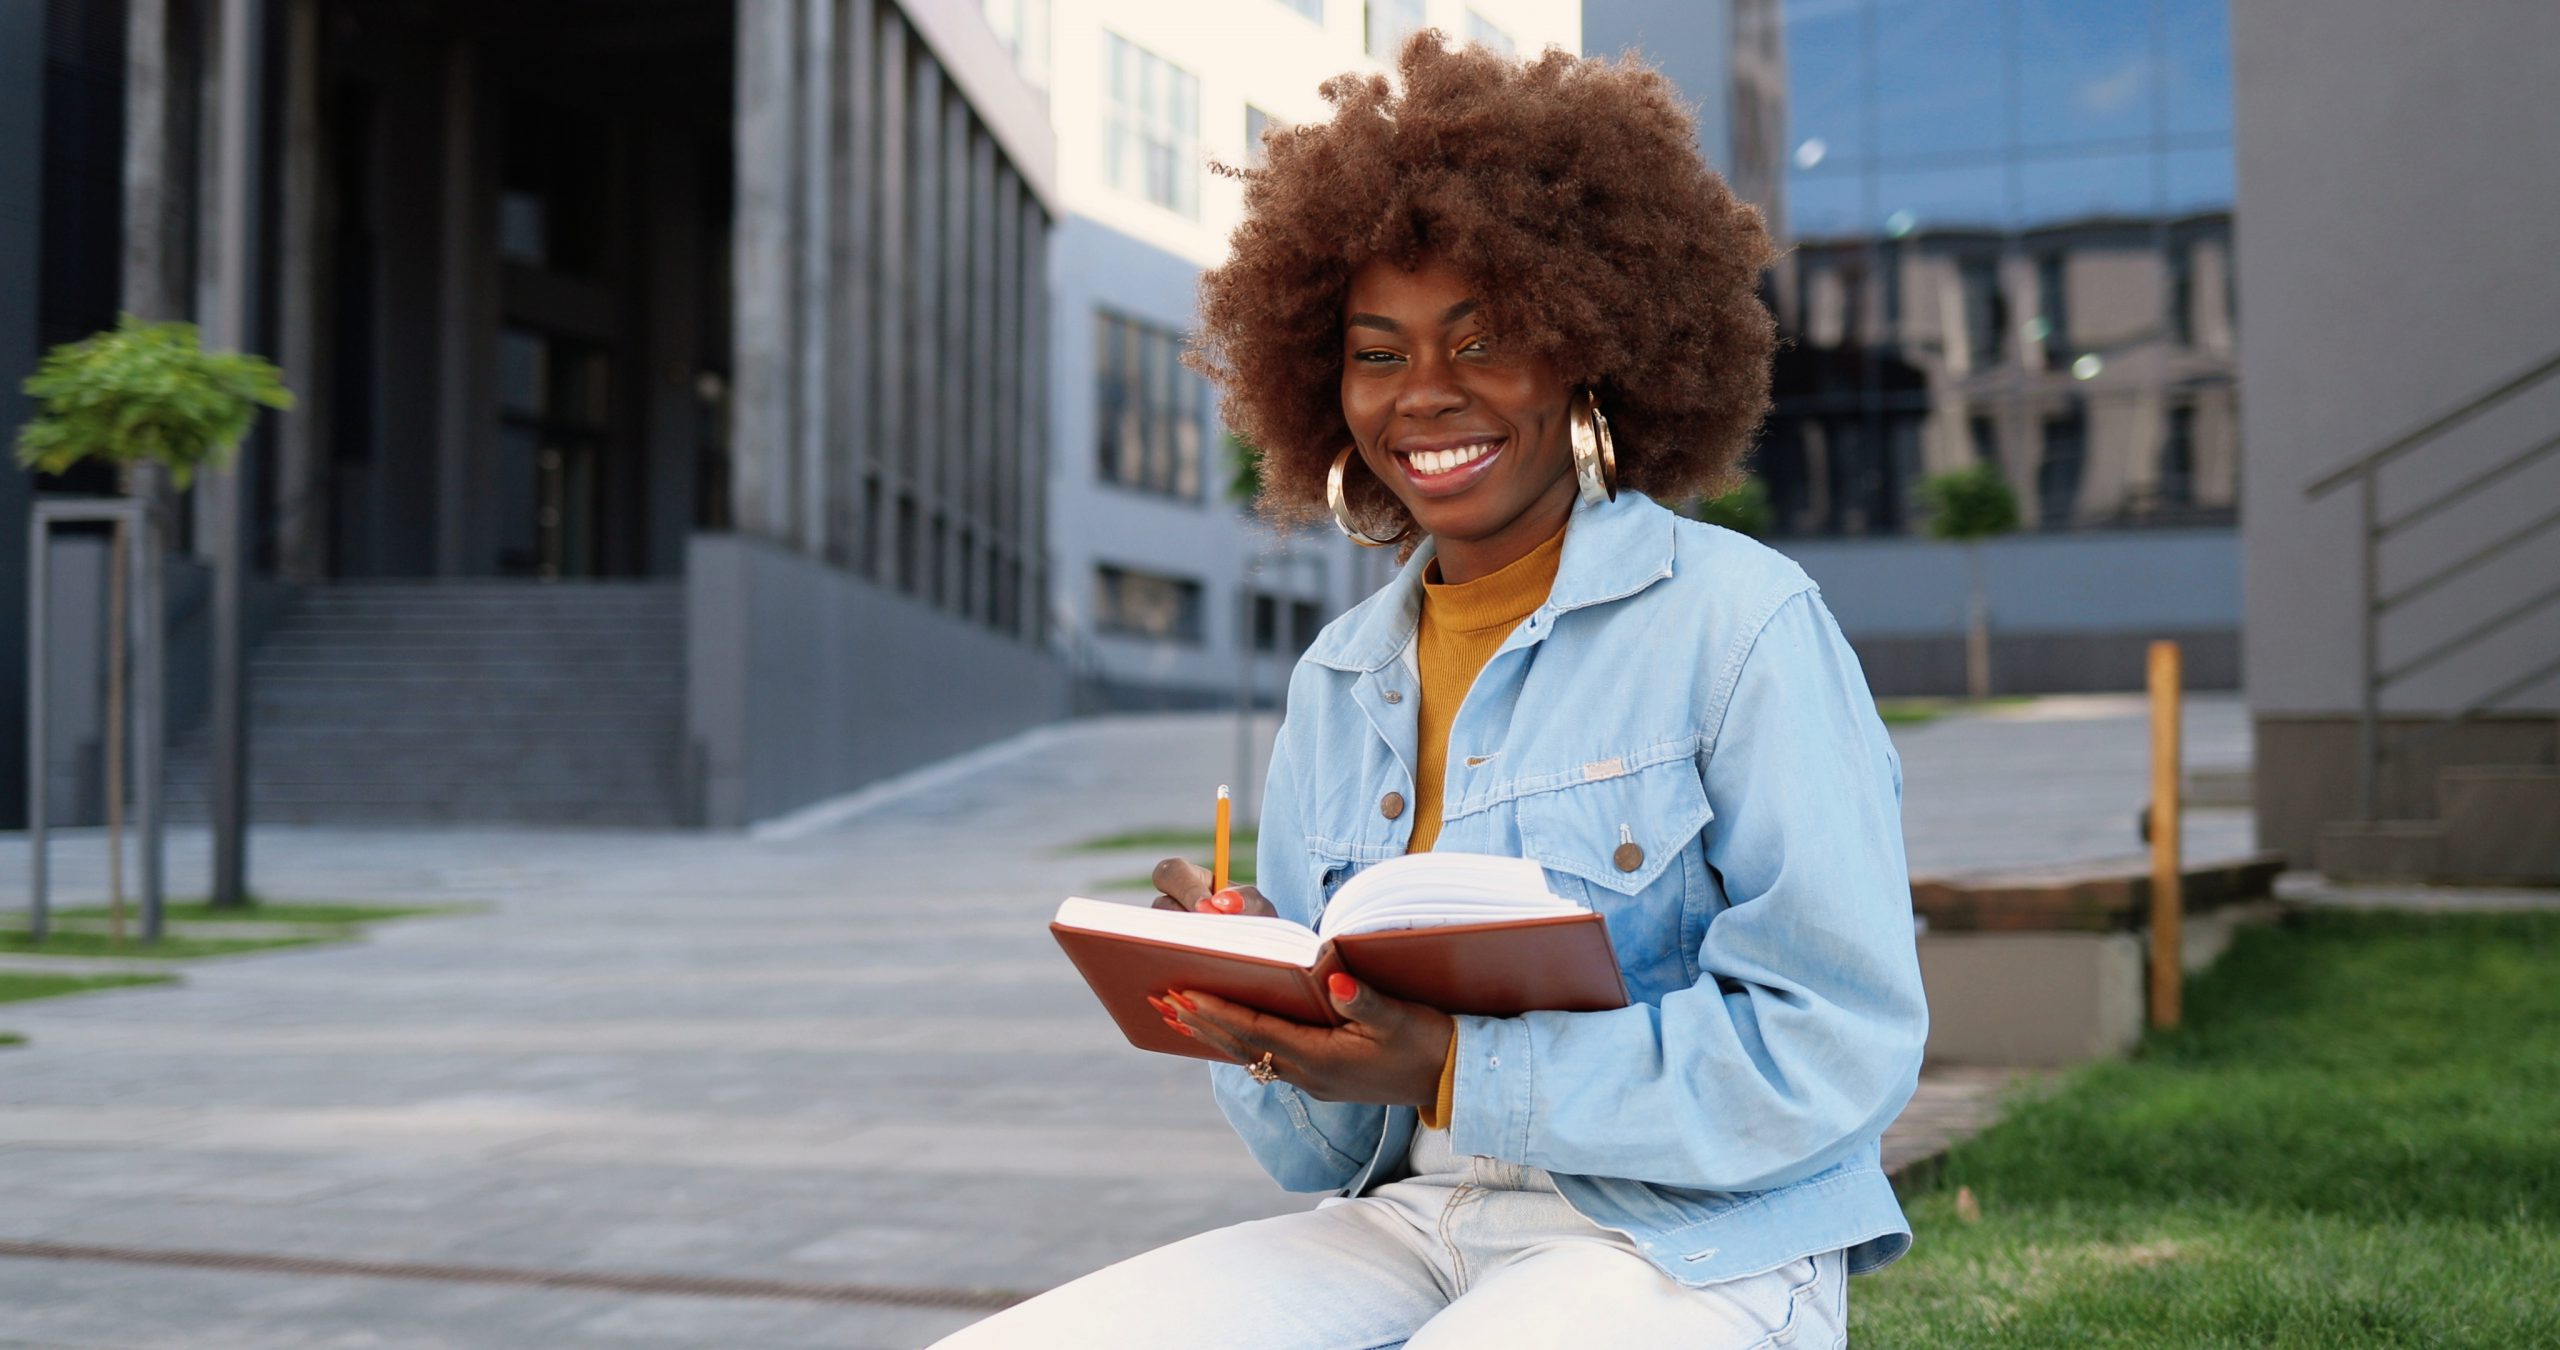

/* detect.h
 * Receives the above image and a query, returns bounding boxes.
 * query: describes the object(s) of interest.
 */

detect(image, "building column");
[275,0,327,582]
[0,0,45,826]
[432,38,477,575]
[731,0,798,543]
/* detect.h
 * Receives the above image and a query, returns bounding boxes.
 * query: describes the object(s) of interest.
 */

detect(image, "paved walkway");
[0,698,2253,1348]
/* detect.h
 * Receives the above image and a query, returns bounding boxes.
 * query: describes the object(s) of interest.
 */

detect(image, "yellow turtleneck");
[1408,522,1567,1128]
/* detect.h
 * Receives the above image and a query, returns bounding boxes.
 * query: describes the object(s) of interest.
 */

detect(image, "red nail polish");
[1329,973,1358,1002]
[1146,995,1174,1018]
[1207,891,1242,913]
[1162,1017,1195,1037]
[1166,991,1197,1012]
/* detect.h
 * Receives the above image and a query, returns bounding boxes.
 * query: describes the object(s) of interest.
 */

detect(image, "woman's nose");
[1394,355,1466,418]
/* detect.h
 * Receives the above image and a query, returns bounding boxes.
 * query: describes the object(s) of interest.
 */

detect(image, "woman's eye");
[1458,337,1493,357]
[1352,349,1402,365]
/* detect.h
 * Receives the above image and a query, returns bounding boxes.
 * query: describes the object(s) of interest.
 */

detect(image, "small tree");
[1918,463,2020,701]
[14,315,293,488]
[1694,476,1773,538]
[15,316,292,935]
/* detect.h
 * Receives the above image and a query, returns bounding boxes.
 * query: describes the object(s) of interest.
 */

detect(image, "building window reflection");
[1761,0,2237,537]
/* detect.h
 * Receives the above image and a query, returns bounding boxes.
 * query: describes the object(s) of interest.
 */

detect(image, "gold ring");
[1247,1052,1281,1084]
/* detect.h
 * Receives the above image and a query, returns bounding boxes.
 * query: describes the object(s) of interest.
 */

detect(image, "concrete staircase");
[2317,762,2560,885]
[167,582,689,826]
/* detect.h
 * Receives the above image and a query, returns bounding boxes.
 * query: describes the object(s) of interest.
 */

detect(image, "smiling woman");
[1190,34,1777,556]
[936,30,1923,1350]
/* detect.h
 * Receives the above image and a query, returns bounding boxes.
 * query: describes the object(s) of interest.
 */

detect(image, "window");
[1105,33,1199,216]
[1095,311,1205,500]
[980,0,1051,90]
[1466,10,1515,53]
[1367,0,1425,57]
[2034,251,2069,356]
[1245,105,1277,170]
[2038,404,2087,527]
[2167,242,2195,348]
[1969,413,1999,464]
[1250,593,1327,654]
[2158,404,2196,508]
[1958,255,2006,369]
[1096,565,1205,643]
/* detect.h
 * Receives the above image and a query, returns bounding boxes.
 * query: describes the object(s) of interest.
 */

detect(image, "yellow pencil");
[1213,784,1233,896]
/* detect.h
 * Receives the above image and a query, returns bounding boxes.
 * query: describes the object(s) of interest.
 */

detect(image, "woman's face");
[1340,258,1579,579]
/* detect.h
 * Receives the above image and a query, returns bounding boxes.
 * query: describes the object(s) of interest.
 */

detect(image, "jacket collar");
[1307,490,1679,674]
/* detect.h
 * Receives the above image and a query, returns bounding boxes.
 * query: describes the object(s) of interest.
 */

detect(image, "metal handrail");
[2302,344,2560,819]
[2305,348,2560,499]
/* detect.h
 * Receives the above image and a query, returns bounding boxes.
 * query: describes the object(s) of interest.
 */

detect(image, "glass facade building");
[1760,0,2239,537]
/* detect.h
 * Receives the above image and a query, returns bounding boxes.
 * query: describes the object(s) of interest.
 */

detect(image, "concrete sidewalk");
[0,698,2252,1348]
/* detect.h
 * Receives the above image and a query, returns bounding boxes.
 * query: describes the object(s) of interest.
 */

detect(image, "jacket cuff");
[1416,1025,1461,1129]
[1448,1013,1535,1160]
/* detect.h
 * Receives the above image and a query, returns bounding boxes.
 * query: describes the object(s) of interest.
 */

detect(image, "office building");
[1024,0,1582,709]
[4,0,1062,829]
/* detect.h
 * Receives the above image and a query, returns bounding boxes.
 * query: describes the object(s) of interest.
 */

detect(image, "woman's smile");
[1394,434,1507,496]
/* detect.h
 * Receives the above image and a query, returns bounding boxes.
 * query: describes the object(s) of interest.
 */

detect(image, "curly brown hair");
[1191,32,1777,533]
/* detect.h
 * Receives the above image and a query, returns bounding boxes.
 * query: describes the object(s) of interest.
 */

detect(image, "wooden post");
[2148,639,2184,1029]
[106,519,129,944]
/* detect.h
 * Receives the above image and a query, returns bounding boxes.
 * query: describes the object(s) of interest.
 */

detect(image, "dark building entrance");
[307,0,732,580]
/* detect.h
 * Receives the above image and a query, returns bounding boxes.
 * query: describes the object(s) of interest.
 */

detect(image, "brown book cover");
[1051,911,1627,1062]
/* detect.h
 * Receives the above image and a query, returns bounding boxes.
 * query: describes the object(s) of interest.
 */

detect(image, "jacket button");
[1381,792,1406,820]
[1613,840,1645,872]
[1382,689,1403,704]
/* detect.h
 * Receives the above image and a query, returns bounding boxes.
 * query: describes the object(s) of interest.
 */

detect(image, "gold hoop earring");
[1570,390,1619,505]
[1327,447,1402,548]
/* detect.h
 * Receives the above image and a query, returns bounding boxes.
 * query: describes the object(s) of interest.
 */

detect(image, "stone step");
[2316,819,2443,884]
[1908,850,2288,933]
[163,582,689,827]
[2436,765,2559,885]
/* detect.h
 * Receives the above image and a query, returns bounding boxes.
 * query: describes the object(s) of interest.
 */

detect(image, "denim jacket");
[1210,490,1929,1286]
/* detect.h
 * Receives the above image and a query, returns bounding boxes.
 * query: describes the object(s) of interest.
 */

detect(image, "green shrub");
[14,315,293,488]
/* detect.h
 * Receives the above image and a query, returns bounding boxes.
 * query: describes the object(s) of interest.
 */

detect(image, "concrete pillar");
[795,0,833,555]
[907,56,942,597]
[433,38,476,575]
[1019,191,1049,646]
[833,0,877,571]
[731,0,797,542]
[938,91,968,612]
[867,10,906,582]
[0,0,43,826]
[275,0,325,582]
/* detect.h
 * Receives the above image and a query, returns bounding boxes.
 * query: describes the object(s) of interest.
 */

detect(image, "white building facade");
[1000,0,1583,708]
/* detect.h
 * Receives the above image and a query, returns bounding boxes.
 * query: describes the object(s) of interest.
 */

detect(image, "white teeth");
[1409,442,1496,476]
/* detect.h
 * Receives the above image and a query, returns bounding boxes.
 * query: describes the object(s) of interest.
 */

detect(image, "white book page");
[1316,854,1581,939]
[1054,897,1326,968]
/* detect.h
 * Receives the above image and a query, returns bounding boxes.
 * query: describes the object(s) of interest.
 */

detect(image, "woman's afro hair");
[1190,31,1777,531]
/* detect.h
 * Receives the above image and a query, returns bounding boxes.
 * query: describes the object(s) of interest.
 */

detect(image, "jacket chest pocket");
[1514,757,1713,994]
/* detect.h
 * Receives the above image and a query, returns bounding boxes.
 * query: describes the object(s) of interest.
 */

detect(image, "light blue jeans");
[932,1130,1848,1349]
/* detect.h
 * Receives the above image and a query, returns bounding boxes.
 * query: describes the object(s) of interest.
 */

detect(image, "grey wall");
[686,532,1068,828]
[2234,0,2560,719]
[1773,527,2242,694]
[1,0,42,827]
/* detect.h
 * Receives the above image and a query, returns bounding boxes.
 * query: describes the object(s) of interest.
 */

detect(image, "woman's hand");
[1167,974,1455,1109]
[1148,857,1276,917]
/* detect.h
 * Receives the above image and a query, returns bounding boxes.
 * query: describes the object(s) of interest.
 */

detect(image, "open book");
[1052,853,1628,1061]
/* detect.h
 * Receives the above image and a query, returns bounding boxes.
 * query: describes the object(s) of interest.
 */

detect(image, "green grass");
[0,971,178,1005]
[47,900,460,926]
[1876,695,2037,727]
[0,929,328,959]
[0,970,179,1045]
[1860,909,2560,1346]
